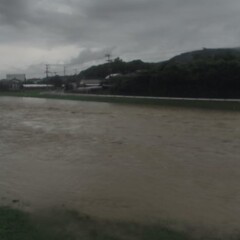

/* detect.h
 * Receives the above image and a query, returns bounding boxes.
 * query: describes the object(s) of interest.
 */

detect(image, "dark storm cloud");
[68,47,115,65]
[0,0,31,26]
[1,0,239,47]
[1,0,240,77]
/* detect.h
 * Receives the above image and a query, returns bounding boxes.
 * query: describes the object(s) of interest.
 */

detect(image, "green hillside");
[95,48,240,98]
[79,58,155,79]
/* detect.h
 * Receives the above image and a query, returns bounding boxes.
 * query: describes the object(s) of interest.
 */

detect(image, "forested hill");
[169,48,240,64]
[79,48,240,99]
[79,58,157,79]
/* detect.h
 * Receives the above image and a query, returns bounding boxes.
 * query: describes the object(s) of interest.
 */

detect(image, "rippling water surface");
[1,97,240,233]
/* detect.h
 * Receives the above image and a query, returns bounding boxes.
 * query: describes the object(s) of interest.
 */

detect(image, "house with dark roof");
[0,79,23,91]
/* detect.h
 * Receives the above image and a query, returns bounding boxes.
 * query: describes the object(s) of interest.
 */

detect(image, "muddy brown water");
[1,97,240,235]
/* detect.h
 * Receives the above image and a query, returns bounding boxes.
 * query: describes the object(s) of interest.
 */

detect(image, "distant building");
[23,84,54,89]
[6,74,26,82]
[105,73,121,79]
[67,79,103,93]
[80,79,102,86]
[26,78,42,84]
[0,79,23,90]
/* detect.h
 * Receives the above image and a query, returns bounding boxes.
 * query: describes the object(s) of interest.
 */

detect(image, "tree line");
[2,48,240,98]
[102,49,240,98]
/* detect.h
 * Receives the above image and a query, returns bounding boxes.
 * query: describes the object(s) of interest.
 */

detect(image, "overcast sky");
[1,0,240,78]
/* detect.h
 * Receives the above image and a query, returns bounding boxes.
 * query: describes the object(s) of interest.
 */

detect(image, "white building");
[80,79,102,86]
[6,74,26,82]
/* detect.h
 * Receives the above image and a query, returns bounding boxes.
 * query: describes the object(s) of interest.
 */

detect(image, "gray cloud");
[0,0,30,25]
[68,47,115,66]
[1,0,240,78]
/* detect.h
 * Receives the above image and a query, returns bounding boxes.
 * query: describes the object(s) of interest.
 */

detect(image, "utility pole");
[105,54,112,63]
[45,64,50,79]
[105,54,112,76]
[63,65,66,77]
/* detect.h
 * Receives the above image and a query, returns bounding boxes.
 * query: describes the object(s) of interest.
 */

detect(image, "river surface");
[1,97,240,234]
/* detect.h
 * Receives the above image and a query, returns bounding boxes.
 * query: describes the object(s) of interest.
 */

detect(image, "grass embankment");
[1,90,240,111]
[0,207,190,240]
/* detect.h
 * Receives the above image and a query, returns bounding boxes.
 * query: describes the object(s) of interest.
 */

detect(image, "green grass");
[0,207,191,240]
[1,90,240,111]
[0,207,72,240]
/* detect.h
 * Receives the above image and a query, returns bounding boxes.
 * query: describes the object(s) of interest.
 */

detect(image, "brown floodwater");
[1,97,240,234]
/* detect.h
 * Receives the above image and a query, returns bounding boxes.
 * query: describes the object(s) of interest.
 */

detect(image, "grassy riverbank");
[0,206,190,240]
[1,91,240,111]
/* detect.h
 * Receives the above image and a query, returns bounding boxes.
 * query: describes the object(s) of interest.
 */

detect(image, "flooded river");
[1,97,240,234]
